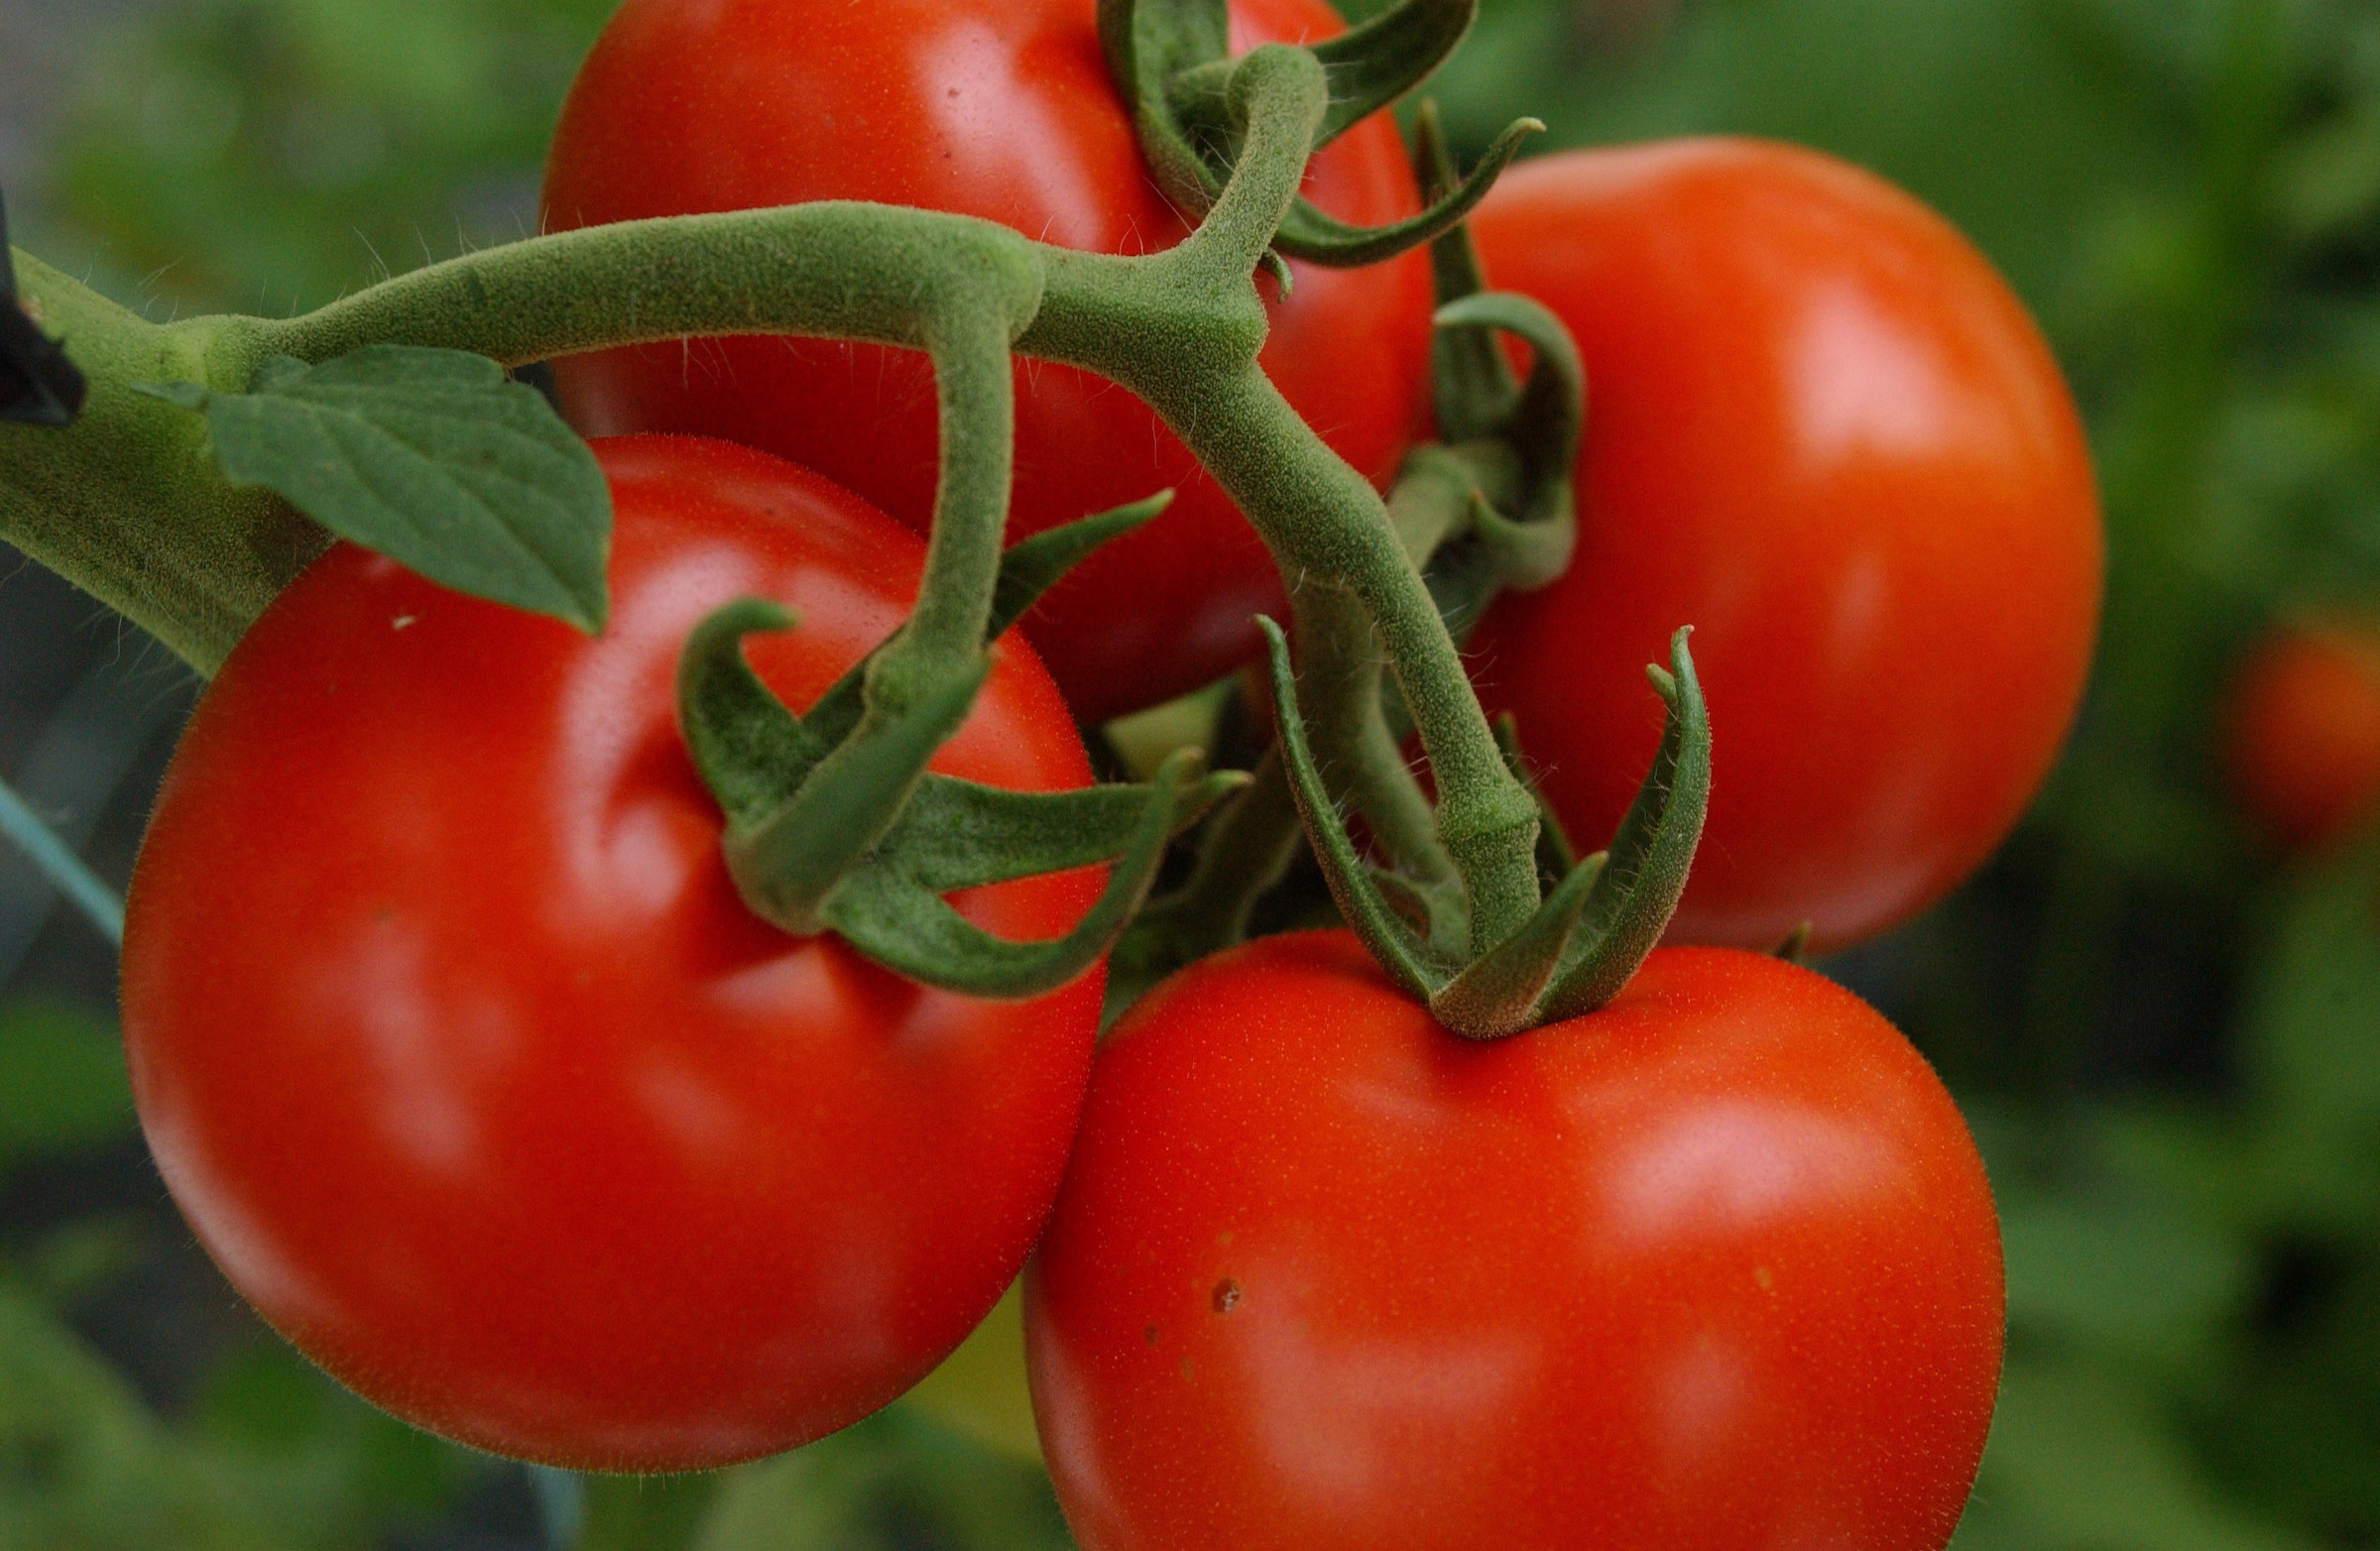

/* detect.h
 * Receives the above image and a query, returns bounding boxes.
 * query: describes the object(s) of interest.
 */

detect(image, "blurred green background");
[3,0,2378,1545]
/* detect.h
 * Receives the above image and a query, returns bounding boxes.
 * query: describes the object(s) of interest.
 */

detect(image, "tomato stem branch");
[865,281,1038,713]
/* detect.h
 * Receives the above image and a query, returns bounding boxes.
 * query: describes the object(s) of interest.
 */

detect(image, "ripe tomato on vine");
[1465,139,2102,954]
[540,0,1433,724]
[119,437,1103,1471]
[1027,931,2004,1551]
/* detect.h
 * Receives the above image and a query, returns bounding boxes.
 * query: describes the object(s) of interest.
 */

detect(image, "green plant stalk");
[1017,47,1542,949]
[0,44,1545,951]
[860,285,1035,721]
[0,253,323,671]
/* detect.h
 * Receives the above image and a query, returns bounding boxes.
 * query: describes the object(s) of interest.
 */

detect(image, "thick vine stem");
[2,251,322,672]
[1025,45,1546,951]
[862,289,1029,720]
[1138,358,1543,950]
[244,203,1047,375]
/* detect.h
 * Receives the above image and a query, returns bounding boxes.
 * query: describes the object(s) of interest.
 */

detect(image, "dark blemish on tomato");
[1143,1324,1159,1346]
[1212,1278,1241,1314]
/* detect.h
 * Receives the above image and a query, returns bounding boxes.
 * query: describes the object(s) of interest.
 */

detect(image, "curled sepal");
[725,659,990,936]
[1099,0,1233,218]
[820,750,1222,999]
[1773,922,1815,964]
[1271,115,1541,268]
[1534,628,1711,1022]
[675,599,829,824]
[693,494,1173,812]
[1469,486,1575,590]
[990,490,1172,641]
[1257,617,1460,1001]
[1440,294,1584,490]
[883,764,1250,894]
[2,196,86,428]
[1306,0,1478,151]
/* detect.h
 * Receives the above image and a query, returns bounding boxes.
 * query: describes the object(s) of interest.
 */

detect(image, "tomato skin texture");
[1027,931,2003,1551]
[1466,140,2102,953]
[120,436,1101,1472]
[540,0,1431,725]
[2220,619,2380,852]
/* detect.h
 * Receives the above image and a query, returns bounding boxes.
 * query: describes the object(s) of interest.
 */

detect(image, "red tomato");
[1026,931,2002,1551]
[2220,618,2380,852]
[1466,140,2102,952]
[119,436,1102,1472]
[540,0,1432,725]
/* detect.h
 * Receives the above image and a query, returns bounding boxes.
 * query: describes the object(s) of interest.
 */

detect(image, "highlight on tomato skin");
[1463,138,2104,957]
[538,0,1435,726]
[2219,617,2380,854]
[1025,929,2005,1551]
[117,435,1105,1473]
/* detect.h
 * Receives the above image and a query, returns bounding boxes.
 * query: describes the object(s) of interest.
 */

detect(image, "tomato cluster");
[109,1,2103,1544]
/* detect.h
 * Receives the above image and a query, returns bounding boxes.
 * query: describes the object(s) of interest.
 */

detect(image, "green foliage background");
[4,0,2379,1546]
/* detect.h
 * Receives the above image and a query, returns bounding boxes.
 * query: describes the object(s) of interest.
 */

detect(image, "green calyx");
[677,500,1247,999]
[1098,0,1541,267]
[1262,619,1711,1037]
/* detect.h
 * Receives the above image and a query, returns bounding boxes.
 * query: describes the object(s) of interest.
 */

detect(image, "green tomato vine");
[0,0,1710,1037]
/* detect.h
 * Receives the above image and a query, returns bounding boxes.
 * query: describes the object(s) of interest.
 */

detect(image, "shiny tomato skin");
[1466,140,2102,953]
[2220,618,2380,852]
[541,0,1432,725]
[1027,931,2003,1551]
[120,436,1102,1472]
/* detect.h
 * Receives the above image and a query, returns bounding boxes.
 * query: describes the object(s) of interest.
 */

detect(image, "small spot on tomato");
[1142,1324,1159,1347]
[1211,1278,1241,1314]
[1754,1264,1775,1292]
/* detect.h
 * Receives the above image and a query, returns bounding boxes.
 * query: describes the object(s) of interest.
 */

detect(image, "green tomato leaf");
[137,345,611,632]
